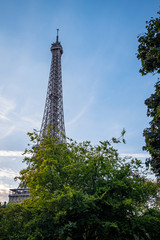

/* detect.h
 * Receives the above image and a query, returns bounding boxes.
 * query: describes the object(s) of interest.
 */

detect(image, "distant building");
[9,188,30,203]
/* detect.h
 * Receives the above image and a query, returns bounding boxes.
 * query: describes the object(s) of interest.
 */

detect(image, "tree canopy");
[137,12,160,176]
[143,81,160,176]
[1,129,160,239]
[137,12,160,75]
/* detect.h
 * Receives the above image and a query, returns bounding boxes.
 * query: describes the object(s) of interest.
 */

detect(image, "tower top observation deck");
[50,29,63,54]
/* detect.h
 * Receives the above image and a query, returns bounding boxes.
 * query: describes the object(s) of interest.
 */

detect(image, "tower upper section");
[40,30,66,143]
[50,29,63,54]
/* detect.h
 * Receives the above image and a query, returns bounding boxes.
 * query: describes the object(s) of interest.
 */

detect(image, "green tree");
[137,12,160,75]
[143,81,160,176]
[0,129,159,240]
[137,12,160,176]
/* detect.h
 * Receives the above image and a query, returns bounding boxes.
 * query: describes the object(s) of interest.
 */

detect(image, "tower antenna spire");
[56,28,59,42]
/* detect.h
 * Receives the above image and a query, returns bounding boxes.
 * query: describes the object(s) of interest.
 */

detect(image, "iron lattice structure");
[40,30,66,142]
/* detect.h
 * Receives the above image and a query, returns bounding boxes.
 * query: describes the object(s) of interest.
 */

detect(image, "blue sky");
[0,0,159,201]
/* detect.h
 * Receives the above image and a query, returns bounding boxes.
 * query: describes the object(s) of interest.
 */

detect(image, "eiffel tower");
[40,29,66,142]
[9,30,66,203]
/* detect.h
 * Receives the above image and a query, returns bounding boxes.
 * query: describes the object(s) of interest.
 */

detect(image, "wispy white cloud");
[0,94,15,120]
[0,35,44,143]
[66,95,94,126]
[0,93,16,139]
[0,150,150,158]
[120,153,150,158]
[0,168,19,179]
[0,188,9,202]
[21,116,41,129]
[0,151,23,157]
[0,114,9,121]
[0,168,20,202]
[0,125,16,139]
[0,182,19,203]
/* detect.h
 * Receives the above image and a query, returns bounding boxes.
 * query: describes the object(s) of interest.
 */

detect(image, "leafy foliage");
[137,12,160,75]
[143,81,160,176]
[1,129,160,239]
[137,11,160,175]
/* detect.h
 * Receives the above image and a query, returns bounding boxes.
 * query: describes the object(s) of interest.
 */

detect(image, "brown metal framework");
[40,30,66,142]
